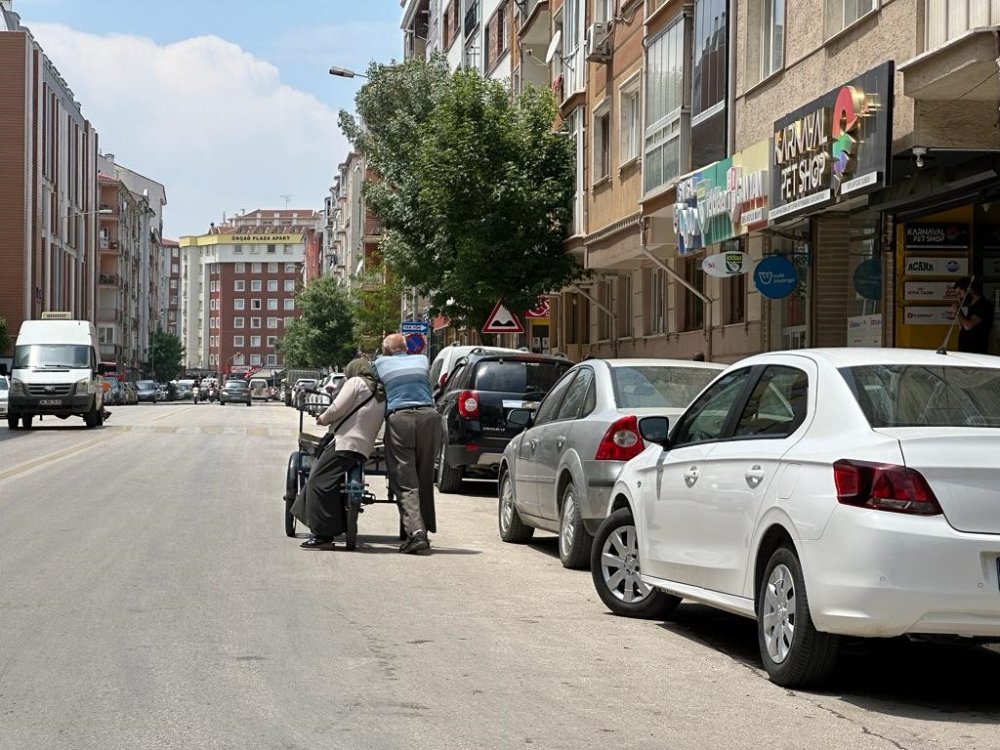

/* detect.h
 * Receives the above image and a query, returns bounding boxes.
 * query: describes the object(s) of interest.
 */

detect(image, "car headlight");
[11,378,25,395]
[75,378,91,395]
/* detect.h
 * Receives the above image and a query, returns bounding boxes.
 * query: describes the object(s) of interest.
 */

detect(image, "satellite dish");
[545,30,563,65]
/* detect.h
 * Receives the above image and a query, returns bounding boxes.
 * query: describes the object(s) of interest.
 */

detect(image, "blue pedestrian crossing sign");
[400,320,430,334]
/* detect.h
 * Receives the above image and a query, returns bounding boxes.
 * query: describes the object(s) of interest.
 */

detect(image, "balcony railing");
[927,0,997,48]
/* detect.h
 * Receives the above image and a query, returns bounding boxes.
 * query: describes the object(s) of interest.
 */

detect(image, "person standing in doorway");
[374,333,441,554]
[949,276,995,354]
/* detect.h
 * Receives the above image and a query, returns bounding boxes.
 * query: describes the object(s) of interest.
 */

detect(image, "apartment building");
[0,2,100,351]
[403,0,514,81]
[162,239,181,336]
[179,210,320,374]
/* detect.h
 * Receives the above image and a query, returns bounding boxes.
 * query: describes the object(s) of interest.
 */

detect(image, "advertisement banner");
[847,314,882,346]
[901,257,969,277]
[904,306,953,325]
[770,62,893,222]
[903,281,955,301]
[904,223,970,250]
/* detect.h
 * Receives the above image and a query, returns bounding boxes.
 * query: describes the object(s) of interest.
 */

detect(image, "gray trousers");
[384,407,441,536]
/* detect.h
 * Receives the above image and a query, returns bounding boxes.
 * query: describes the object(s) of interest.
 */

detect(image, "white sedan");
[591,348,1000,688]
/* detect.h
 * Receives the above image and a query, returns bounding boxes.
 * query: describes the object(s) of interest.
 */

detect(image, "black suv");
[435,350,572,492]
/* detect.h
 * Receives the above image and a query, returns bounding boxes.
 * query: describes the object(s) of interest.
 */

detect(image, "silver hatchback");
[498,358,725,568]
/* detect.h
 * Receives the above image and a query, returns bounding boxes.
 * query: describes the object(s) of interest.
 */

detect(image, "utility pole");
[280,194,293,209]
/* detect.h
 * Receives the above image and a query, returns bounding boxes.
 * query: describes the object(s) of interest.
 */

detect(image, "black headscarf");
[344,359,385,402]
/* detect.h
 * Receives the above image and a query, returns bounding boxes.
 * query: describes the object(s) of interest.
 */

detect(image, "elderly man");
[373,333,441,554]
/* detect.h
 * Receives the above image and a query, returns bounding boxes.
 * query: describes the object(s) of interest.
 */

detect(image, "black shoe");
[300,536,335,550]
[399,531,430,554]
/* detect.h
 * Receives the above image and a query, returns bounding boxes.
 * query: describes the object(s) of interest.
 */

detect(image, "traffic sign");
[524,298,551,319]
[400,320,430,334]
[482,300,524,334]
[405,333,426,354]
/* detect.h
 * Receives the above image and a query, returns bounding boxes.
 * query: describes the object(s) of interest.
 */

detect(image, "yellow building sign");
[180,233,304,247]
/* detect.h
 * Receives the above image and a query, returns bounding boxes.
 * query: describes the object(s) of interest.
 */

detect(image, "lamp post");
[329,66,368,79]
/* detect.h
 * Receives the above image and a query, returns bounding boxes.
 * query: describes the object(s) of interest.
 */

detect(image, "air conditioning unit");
[585,22,613,62]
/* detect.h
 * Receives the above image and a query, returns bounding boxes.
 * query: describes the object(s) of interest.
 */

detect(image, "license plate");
[39,399,62,406]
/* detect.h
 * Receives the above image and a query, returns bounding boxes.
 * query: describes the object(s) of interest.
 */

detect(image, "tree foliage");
[146,330,184,382]
[340,58,583,330]
[351,265,403,352]
[279,275,357,368]
[0,316,10,355]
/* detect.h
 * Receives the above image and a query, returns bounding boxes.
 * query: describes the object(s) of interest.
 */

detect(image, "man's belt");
[386,405,434,416]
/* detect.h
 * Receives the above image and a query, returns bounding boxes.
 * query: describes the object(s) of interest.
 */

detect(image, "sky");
[15,0,403,239]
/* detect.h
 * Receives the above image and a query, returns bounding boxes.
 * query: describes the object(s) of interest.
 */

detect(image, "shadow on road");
[453,480,498,498]
[642,603,1000,720]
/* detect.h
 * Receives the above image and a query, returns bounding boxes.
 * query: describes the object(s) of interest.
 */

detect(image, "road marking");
[0,432,121,482]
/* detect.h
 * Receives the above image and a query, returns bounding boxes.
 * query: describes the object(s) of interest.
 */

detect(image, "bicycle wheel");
[284,453,299,537]
[345,498,359,551]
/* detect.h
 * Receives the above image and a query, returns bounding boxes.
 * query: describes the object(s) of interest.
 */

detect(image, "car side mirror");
[638,416,670,448]
[507,408,534,431]
[0,364,7,376]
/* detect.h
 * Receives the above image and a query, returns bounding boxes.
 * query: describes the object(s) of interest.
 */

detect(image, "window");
[269,317,280,328]
[250,317,261,329]
[485,2,508,70]
[672,368,754,447]
[556,367,596,420]
[283,246,293,254]
[723,273,746,325]
[734,366,809,438]
[531,370,577,427]
[646,268,667,335]
[250,354,262,365]
[234,244,243,254]
[250,335,262,347]
[234,317,245,328]
[266,244,276,254]
[691,0,728,167]
[619,77,641,166]
[251,280,262,292]
[235,262,245,273]
[612,365,720,409]
[284,263,297,273]
[234,298,245,310]
[680,256,705,332]
[644,21,685,194]
[267,262,278,272]
[283,299,295,310]
[284,280,296,292]
[267,299,278,310]
[746,0,785,87]
[267,336,278,347]
[617,274,633,338]
[593,100,611,183]
[825,0,876,38]
[266,354,278,366]
[170,279,177,289]
[172,263,179,273]
[252,263,262,273]
[233,335,245,347]
[251,299,262,310]
[443,0,459,49]
[267,279,278,292]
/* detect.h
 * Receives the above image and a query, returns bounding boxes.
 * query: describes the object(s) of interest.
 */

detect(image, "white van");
[7,316,106,430]
[249,377,271,400]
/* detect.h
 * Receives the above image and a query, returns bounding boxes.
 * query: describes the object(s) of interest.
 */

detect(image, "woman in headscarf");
[291,358,385,549]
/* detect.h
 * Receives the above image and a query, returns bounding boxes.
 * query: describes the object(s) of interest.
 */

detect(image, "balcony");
[518,0,550,43]
[900,3,1000,101]
[98,273,119,285]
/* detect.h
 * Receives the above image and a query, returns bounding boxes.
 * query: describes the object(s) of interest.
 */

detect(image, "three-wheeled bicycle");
[282,389,402,550]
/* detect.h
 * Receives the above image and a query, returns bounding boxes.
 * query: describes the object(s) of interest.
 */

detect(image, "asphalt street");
[1,401,999,750]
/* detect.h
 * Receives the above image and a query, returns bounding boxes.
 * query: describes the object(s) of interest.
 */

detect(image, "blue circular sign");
[753,256,799,300]
[405,333,426,354]
[853,258,882,301]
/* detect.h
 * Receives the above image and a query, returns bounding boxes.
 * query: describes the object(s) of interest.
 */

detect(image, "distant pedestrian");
[949,277,994,354]
[374,333,440,554]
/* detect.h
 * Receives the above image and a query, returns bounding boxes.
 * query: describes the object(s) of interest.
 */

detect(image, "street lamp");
[329,66,367,79]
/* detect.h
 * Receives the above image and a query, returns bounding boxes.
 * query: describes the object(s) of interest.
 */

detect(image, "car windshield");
[136,381,156,390]
[225,381,248,389]
[14,344,91,368]
[612,365,720,409]
[472,359,571,394]
[840,364,1000,428]
[0,378,8,391]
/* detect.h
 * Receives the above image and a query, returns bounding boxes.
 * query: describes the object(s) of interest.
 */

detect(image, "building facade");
[162,239,181,336]
[0,2,99,353]
[179,210,321,374]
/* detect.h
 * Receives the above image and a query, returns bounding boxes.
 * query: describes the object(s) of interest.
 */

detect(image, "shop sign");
[902,256,969,277]
[703,251,751,278]
[904,306,953,325]
[770,62,893,222]
[904,281,954,301]
[852,258,882,300]
[905,223,969,250]
[229,234,299,243]
[847,314,882,347]
[673,140,771,255]
[753,255,798,300]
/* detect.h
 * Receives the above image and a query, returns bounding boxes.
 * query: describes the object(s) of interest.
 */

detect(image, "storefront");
[766,62,894,351]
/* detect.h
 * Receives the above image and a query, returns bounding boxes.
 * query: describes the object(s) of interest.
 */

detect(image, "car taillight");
[833,459,942,515]
[458,390,480,419]
[594,416,645,462]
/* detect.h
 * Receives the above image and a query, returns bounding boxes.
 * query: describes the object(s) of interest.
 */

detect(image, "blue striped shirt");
[374,352,434,412]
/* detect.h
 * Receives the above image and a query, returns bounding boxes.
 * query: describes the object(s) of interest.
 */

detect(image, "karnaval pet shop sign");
[770,62,893,222]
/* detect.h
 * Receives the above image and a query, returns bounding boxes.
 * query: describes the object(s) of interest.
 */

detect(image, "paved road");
[1,402,999,749]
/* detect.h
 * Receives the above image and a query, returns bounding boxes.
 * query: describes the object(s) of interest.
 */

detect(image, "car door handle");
[745,464,765,489]
[556,437,565,451]
[529,439,537,452]
[683,467,700,487]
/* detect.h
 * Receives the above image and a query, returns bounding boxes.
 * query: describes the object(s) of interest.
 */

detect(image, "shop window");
[679,257,705,332]
[646,268,667,335]
[723,274,747,325]
[746,0,784,87]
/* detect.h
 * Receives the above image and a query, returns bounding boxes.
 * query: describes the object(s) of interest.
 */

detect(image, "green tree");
[0,316,10,355]
[351,264,403,352]
[278,275,357,368]
[340,59,583,331]
[145,330,184,381]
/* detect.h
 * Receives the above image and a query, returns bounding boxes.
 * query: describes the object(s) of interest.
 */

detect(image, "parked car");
[135,380,160,403]
[435,350,574,493]
[101,376,125,406]
[498,358,725,568]
[291,378,318,407]
[320,372,346,398]
[219,379,252,406]
[123,382,138,405]
[590,348,1000,689]
[0,375,8,419]
[429,344,524,395]
[175,379,195,400]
